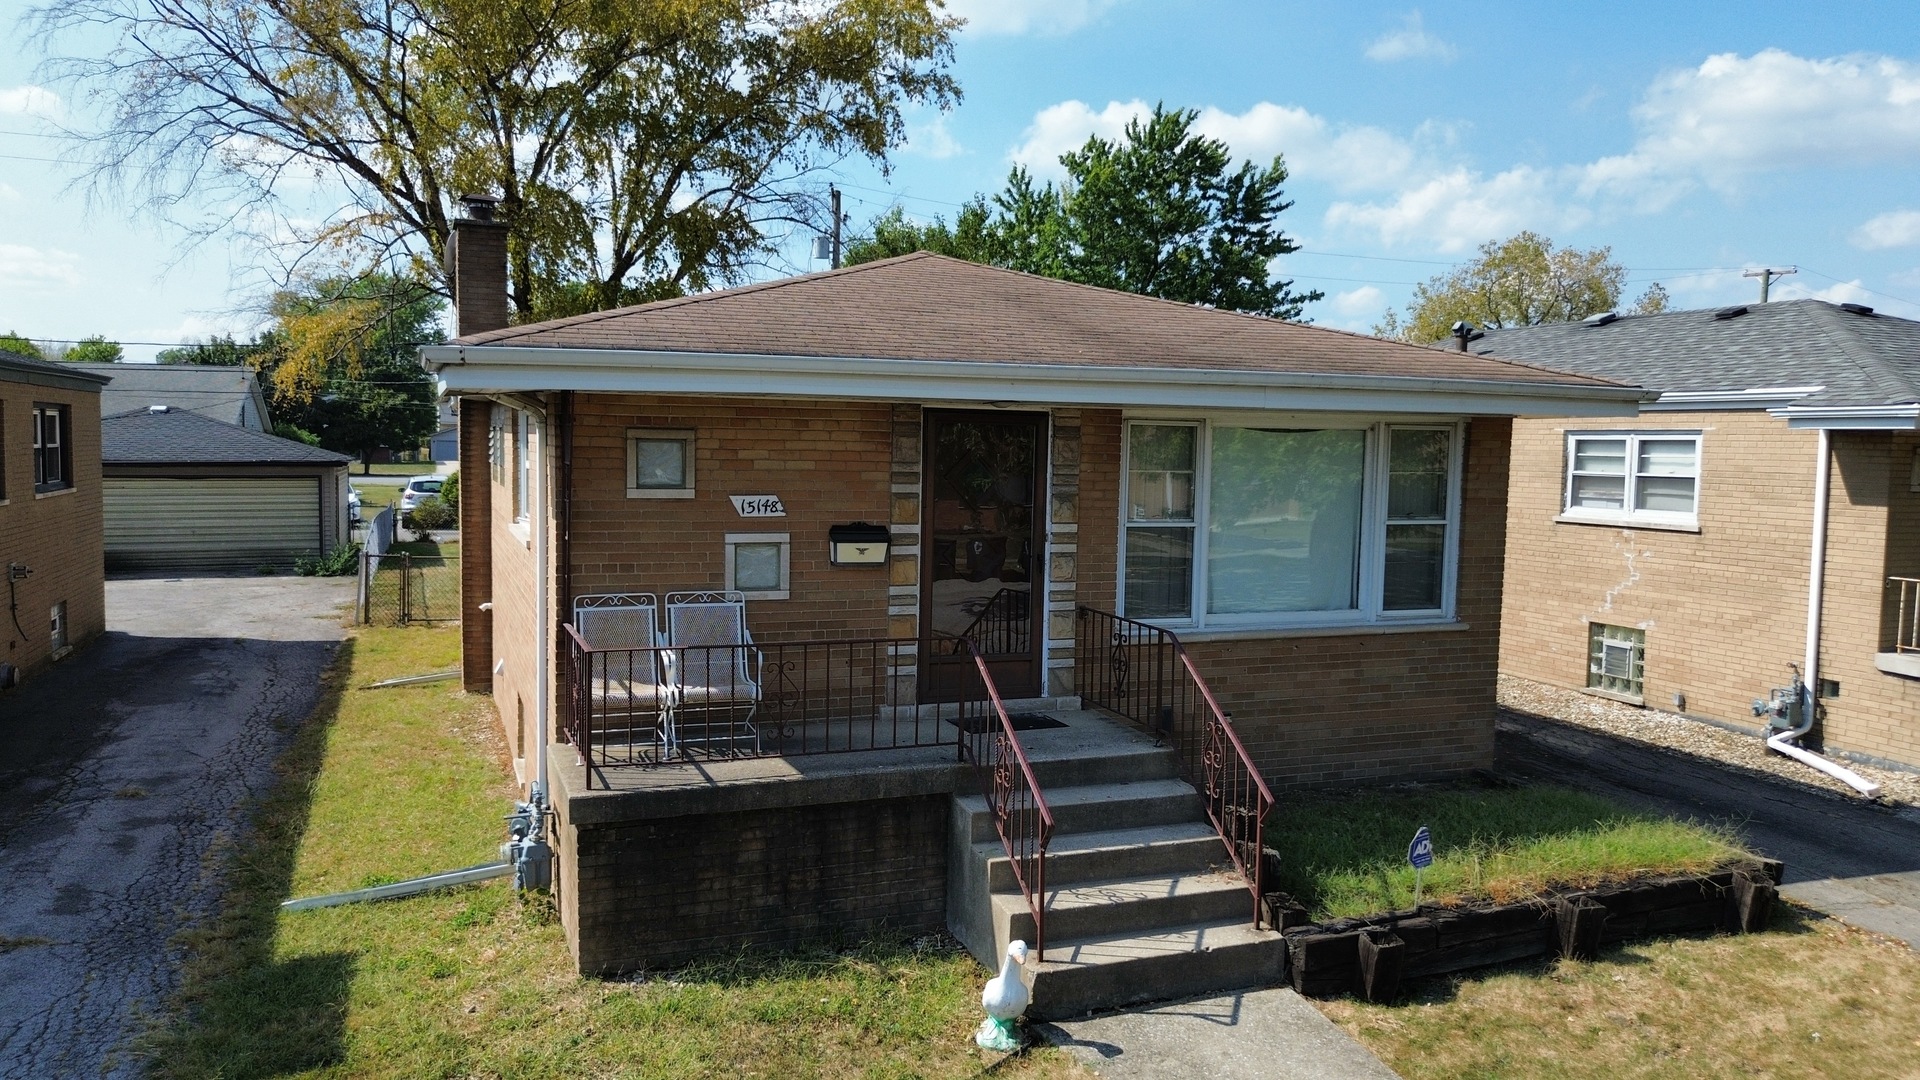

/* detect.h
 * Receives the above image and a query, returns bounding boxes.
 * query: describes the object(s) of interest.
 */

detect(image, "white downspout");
[533,412,550,813]
[1770,428,1881,797]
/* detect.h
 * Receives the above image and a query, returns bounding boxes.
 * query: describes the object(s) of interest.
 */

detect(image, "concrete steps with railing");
[947,704,1284,1020]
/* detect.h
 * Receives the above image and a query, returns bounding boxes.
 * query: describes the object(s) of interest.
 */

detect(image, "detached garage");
[102,406,352,573]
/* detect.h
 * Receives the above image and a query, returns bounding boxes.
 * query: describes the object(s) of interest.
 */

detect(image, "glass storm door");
[921,410,1046,702]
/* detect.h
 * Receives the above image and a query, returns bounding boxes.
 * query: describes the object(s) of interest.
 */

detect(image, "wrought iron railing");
[1892,577,1920,653]
[956,586,1033,657]
[562,627,965,786]
[951,636,1055,959]
[1074,606,1278,929]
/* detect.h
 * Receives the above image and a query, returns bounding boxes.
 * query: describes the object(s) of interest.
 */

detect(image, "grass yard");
[1270,784,1750,920]
[151,625,1090,1080]
[1318,909,1920,1079]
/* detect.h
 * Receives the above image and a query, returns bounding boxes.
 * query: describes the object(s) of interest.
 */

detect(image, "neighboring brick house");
[1474,299,1920,776]
[0,350,108,687]
[425,196,1642,997]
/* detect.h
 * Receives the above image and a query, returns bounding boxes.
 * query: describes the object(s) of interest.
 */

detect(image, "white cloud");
[0,85,64,121]
[0,243,84,291]
[1329,285,1385,317]
[941,0,1120,36]
[1326,165,1590,252]
[1008,99,1421,192]
[0,183,20,203]
[904,115,963,160]
[1364,11,1456,63]
[1852,209,1920,250]
[1773,277,1875,306]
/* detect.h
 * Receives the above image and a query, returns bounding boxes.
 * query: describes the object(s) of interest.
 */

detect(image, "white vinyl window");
[514,410,532,524]
[725,533,791,600]
[1120,419,1462,629]
[1563,433,1699,527]
[627,428,696,498]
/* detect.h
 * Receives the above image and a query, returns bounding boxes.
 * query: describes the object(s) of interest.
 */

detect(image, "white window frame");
[1560,431,1701,530]
[33,403,71,493]
[725,532,791,600]
[514,410,532,524]
[1117,416,1464,632]
[626,427,697,499]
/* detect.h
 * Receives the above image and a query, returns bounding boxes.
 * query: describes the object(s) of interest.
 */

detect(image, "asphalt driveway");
[1498,709,1920,947]
[0,575,351,1080]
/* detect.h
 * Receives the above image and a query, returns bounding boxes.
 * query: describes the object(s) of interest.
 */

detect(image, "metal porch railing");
[1074,606,1278,930]
[1892,577,1920,653]
[951,637,1055,959]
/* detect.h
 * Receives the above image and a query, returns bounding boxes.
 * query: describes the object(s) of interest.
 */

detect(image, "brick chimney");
[447,193,509,336]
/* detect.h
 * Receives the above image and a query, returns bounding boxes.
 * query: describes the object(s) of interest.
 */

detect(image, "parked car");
[398,475,444,513]
[347,485,363,523]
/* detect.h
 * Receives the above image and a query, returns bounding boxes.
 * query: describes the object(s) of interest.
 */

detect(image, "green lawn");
[1269,784,1750,920]
[151,626,1089,1080]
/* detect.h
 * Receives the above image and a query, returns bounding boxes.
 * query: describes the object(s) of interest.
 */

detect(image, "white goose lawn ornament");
[975,940,1031,1051]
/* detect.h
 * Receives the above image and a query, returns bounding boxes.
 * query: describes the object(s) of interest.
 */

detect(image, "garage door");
[105,477,322,572]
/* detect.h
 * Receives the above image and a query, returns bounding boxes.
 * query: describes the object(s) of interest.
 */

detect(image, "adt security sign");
[1407,826,1435,870]
[1408,825,1434,905]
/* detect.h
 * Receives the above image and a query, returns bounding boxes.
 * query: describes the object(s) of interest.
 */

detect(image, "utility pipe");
[1774,428,1881,798]
[281,861,512,911]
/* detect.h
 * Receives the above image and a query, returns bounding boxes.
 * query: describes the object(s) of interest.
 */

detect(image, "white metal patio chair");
[573,593,671,755]
[663,590,763,756]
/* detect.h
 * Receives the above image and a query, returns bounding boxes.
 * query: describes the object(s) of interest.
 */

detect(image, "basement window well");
[1588,622,1645,700]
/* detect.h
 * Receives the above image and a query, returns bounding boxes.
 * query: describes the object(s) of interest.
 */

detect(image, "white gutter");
[1773,428,1882,797]
[1644,386,1825,411]
[1773,404,1920,430]
[421,345,1651,417]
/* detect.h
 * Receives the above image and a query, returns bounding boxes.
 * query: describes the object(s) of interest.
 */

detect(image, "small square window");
[1587,623,1646,700]
[628,428,696,498]
[725,533,790,600]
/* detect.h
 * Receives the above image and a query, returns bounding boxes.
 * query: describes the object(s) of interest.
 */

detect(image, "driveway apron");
[0,576,350,1080]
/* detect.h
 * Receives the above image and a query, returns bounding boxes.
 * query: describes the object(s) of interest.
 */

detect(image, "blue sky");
[5,0,1920,358]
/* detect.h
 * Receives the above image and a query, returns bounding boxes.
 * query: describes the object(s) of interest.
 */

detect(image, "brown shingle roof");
[456,253,1622,389]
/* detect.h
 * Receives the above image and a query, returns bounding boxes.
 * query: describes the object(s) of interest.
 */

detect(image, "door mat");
[946,712,1069,734]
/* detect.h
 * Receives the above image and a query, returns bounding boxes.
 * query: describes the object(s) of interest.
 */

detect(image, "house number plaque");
[729,494,787,518]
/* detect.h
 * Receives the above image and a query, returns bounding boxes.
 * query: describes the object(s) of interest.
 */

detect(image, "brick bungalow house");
[1473,298,1920,780]
[426,198,1643,1010]
[0,350,108,687]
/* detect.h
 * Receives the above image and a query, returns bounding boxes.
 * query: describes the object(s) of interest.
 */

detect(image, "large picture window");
[1121,419,1461,628]
[1563,432,1699,527]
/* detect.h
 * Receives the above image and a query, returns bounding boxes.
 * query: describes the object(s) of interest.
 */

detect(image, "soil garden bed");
[1273,858,1784,1002]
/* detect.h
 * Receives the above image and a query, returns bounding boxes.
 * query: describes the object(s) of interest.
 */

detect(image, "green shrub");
[404,496,456,532]
[296,542,361,577]
[438,471,459,512]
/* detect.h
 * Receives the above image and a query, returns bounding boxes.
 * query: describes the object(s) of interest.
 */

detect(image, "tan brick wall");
[459,398,494,692]
[489,404,542,770]
[1501,411,1920,770]
[1075,415,1512,786]
[0,383,106,682]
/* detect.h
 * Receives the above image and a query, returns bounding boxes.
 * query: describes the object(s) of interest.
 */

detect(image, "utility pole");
[830,185,843,269]
[1743,266,1796,304]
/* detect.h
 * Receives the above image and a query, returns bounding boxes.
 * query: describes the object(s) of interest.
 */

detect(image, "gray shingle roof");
[1469,299,1920,407]
[0,349,112,393]
[102,407,350,466]
[70,362,271,430]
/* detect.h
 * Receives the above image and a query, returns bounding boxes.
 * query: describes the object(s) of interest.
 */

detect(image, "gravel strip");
[1497,675,1920,809]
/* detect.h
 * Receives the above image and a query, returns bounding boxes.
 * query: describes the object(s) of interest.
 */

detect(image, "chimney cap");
[147,404,170,414]
[457,193,501,221]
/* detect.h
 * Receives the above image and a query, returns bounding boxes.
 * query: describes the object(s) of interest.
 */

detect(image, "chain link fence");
[356,508,460,625]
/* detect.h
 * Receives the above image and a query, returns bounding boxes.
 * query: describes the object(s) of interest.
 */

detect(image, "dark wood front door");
[921,410,1047,702]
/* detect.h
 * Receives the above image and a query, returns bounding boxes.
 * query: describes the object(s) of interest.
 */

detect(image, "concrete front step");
[1025,919,1287,1021]
[994,868,1255,955]
[959,778,1204,843]
[981,821,1225,891]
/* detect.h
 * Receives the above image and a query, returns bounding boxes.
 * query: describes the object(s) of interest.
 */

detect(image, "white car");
[399,475,444,513]
[347,485,363,522]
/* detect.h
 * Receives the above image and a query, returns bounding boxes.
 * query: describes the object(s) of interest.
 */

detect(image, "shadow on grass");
[142,639,359,1078]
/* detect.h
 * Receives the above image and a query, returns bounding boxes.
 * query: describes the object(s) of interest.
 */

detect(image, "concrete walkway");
[0,576,351,1080]
[1038,987,1402,1079]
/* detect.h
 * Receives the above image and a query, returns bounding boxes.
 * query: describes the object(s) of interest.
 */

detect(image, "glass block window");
[627,428,696,498]
[1588,623,1646,698]
[725,533,790,600]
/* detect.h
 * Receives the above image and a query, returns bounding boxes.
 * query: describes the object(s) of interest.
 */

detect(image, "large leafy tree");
[846,104,1320,318]
[1376,231,1669,342]
[36,0,960,321]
